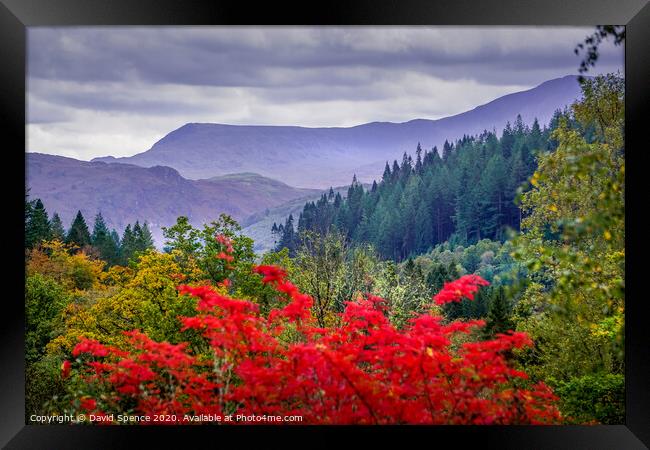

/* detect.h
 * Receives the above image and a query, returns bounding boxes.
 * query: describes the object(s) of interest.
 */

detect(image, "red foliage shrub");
[433,274,491,305]
[66,261,561,425]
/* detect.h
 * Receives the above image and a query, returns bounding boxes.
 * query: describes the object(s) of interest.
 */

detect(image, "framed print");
[2,0,649,448]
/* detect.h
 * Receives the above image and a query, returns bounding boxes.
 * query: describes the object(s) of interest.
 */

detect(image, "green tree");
[92,213,120,266]
[512,73,624,388]
[120,224,137,265]
[482,286,513,339]
[139,222,155,250]
[275,214,298,256]
[49,213,66,242]
[199,214,256,287]
[554,373,624,424]
[293,231,347,327]
[25,273,69,363]
[91,212,109,243]
[65,210,91,248]
[26,199,51,249]
[131,221,155,256]
[163,214,257,292]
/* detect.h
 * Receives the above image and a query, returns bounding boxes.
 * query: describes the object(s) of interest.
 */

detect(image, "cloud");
[26,26,624,159]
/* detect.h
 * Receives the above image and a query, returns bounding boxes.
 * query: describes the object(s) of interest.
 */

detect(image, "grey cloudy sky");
[27,26,623,160]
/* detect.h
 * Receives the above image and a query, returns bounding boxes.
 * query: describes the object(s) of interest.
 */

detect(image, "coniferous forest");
[24,27,625,427]
[274,112,581,260]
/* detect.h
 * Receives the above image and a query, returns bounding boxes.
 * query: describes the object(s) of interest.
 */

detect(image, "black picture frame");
[2,1,648,448]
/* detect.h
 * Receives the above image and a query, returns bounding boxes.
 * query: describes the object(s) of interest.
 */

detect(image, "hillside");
[241,185,366,254]
[92,76,584,188]
[26,153,317,245]
[279,105,568,260]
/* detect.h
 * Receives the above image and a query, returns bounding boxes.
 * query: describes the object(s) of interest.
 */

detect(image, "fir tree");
[275,214,298,256]
[391,160,400,182]
[25,199,51,249]
[120,224,137,264]
[501,122,515,159]
[291,112,546,260]
[482,286,514,339]
[49,213,66,242]
[333,192,343,208]
[91,212,110,244]
[92,212,120,265]
[110,229,121,249]
[66,210,91,248]
[415,142,423,174]
[442,140,453,161]
[25,192,32,239]
[382,162,391,183]
[138,221,155,251]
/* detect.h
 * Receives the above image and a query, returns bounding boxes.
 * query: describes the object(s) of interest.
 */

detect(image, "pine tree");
[345,178,364,238]
[91,212,110,244]
[110,229,122,264]
[508,149,528,229]
[415,143,423,174]
[132,221,153,254]
[426,264,448,294]
[133,221,143,245]
[514,114,526,136]
[334,192,343,208]
[25,199,51,249]
[414,200,432,254]
[400,152,412,181]
[110,229,121,249]
[292,112,545,261]
[477,154,507,240]
[92,212,120,265]
[482,286,514,339]
[530,118,544,151]
[49,213,66,242]
[391,160,400,182]
[271,222,279,244]
[25,192,32,240]
[276,215,297,256]
[66,211,91,248]
[120,224,137,264]
[382,162,391,183]
[138,222,155,251]
[501,122,515,159]
[442,140,453,161]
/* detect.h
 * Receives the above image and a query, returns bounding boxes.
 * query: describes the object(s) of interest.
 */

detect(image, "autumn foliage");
[61,235,561,425]
[432,274,491,306]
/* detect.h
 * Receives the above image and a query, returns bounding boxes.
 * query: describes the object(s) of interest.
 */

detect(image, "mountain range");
[28,75,585,249]
[26,153,317,245]
[92,75,584,189]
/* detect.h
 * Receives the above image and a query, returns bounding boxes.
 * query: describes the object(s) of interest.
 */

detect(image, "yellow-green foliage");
[26,240,105,293]
[512,74,624,381]
[47,250,200,355]
[25,274,70,364]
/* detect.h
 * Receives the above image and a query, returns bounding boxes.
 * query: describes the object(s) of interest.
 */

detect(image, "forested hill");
[26,153,317,246]
[91,76,584,189]
[276,109,587,261]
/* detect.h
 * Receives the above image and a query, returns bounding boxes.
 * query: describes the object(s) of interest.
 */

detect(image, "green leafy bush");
[554,373,624,424]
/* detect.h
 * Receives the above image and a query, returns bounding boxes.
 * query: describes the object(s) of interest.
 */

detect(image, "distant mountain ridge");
[92,75,585,188]
[26,153,317,246]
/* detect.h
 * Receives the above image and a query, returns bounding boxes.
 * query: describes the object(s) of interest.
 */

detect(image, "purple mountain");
[26,153,317,245]
[92,75,584,189]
